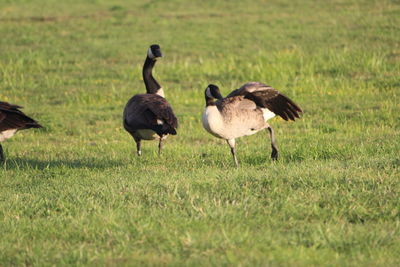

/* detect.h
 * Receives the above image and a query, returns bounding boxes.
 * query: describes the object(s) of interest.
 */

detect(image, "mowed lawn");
[0,0,399,265]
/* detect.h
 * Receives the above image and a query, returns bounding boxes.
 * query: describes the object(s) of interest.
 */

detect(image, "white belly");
[135,129,168,141]
[0,129,17,142]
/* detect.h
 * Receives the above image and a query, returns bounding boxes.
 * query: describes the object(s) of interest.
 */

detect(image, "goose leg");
[227,139,239,167]
[0,144,4,163]
[267,126,278,160]
[134,138,142,156]
[158,138,164,156]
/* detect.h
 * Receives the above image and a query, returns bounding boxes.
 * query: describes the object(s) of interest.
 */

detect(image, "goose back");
[0,101,42,132]
[123,94,178,139]
[0,101,42,141]
[227,82,302,121]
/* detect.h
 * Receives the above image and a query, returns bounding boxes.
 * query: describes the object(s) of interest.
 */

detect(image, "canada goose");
[123,44,178,156]
[0,101,42,163]
[202,82,302,167]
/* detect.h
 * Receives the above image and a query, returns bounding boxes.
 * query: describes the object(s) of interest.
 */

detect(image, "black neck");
[142,57,161,94]
[206,97,216,107]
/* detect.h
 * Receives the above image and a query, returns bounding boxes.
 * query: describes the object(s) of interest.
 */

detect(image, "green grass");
[0,0,399,265]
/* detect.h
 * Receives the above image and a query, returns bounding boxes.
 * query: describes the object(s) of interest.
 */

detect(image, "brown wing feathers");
[0,101,42,132]
[228,83,303,121]
[148,101,178,130]
[247,91,302,121]
[125,94,178,135]
[136,95,178,129]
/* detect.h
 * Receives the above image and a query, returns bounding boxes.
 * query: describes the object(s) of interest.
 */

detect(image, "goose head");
[205,84,223,105]
[147,44,163,60]
[205,84,223,99]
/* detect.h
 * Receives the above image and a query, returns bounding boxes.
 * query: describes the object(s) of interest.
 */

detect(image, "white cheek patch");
[206,87,213,98]
[147,47,155,59]
[156,119,164,125]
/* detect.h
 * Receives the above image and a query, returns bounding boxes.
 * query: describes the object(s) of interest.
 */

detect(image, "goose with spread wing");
[202,82,302,166]
[123,44,178,156]
[0,101,42,163]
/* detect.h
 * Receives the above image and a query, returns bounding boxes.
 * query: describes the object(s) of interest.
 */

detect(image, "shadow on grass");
[240,153,307,166]
[2,157,122,170]
[198,152,306,168]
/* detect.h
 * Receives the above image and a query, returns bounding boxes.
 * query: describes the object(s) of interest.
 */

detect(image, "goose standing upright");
[0,101,42,163]
[123,44,178,156]
[202,82,302,167]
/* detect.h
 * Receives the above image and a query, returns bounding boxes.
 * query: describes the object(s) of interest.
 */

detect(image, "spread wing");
[0,101,43,132]
[124,94,178,135]
[226,82,303,121]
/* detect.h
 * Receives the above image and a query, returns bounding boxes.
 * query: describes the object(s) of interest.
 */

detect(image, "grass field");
[1,0,399,265]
